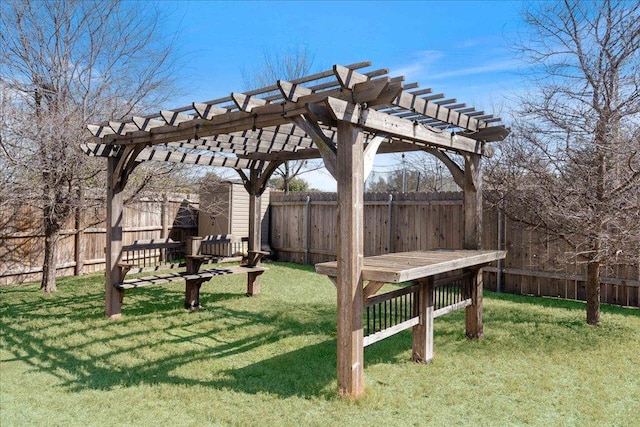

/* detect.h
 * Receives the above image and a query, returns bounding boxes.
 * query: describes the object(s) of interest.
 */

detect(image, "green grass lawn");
[1,262,639,426]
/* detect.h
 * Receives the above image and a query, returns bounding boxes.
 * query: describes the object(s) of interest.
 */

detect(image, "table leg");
[413,277,434,363]
[465,267,484,339]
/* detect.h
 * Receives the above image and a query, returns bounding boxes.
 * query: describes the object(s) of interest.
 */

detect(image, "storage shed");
[198,180,270,251]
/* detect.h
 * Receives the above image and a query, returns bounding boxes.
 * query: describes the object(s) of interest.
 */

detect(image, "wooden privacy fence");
[269,192,639,308]
[3,190,638,308]
[269,192,464,265]
[0,193,199,286]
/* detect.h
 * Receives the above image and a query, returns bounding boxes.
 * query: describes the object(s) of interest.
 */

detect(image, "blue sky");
[162,1,528,190]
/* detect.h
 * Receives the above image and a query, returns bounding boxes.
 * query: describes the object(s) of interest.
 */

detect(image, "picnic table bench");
[316,249,506,363]
[115,236,268,311]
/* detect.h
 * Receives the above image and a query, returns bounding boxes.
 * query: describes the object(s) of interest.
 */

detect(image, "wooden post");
[412,277,435,363]
[185,236,203,273]
[74,185,85,276]
[184,236,204,309]
[105,157,124,319]
[466,267,484,339]
[304,195,311,264]
[186,236,203,257]
[247,168,262,296]
[463,154,483,338]
[386,193,393,254]
[336,121,365,398]
[160,192,169,262]
[184,280,202,310]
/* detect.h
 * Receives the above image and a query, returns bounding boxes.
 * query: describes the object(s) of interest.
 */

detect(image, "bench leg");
[185,279,203,310]
[246,271,263,297]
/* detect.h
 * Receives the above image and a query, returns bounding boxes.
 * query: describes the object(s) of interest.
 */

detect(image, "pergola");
[84,61,508,398]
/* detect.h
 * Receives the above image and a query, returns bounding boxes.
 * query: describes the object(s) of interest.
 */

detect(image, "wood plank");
[363,317,420,347]
[117,265,267,289]
[315,250,506,283]
[352,78,398,105]
[122,238,181,251]
[324,97,486,156]
[333,64,371,89]
[81,142,120,157]
[232,92,269,112]
[365,283,419,306]
[433,298,472,318]
[160,110,195,126]
[278,80,313,102]
[393,90,483,132]
[87,124,115,137]
[109,121,138,135]
[139,147,254,169]
[193,103,228,120]
[132,116,165,132]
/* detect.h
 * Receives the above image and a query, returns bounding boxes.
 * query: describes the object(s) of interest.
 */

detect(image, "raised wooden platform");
[316,249,507,367]
[315,249,506,283]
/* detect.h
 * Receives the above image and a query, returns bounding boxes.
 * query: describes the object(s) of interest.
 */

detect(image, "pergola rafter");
[84,61,508,399]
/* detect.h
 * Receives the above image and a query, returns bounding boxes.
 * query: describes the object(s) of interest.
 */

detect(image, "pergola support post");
[336,121,365,398]
[105,157,124,319]
[247,190,261,295]
[237,162,281,297]
[463,153,483,338]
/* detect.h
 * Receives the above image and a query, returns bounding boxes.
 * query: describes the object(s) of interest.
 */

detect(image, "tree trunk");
[586,260,600,326]
[41,227,59,292]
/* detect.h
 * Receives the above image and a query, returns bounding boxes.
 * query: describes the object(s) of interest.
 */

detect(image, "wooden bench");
[200,234,248,258]
[118,238,184,275]
[115,236,269,311]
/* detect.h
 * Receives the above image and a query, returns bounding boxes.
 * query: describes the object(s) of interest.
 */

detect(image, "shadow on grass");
[209,339,338,398]
[0,277,406,399]
[3,270,636,400]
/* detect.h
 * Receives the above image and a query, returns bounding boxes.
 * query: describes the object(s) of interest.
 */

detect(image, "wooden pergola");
[84,61,508,398]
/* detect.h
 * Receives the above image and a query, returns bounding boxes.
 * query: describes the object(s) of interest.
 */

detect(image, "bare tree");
[0,0,179,292]
[198,172,231,229]
[486,0,640,325]
[242,46,323,193]
[366,153,459,193]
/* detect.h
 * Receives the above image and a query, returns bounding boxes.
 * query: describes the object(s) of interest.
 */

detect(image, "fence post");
[74,185,85,276]
[386,193,393,254]
[304,195,311,264]
[160,192,169,261]
[497,197,504,293]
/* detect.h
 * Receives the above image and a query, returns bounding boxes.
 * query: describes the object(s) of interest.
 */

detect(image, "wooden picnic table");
[316,249,506,363]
